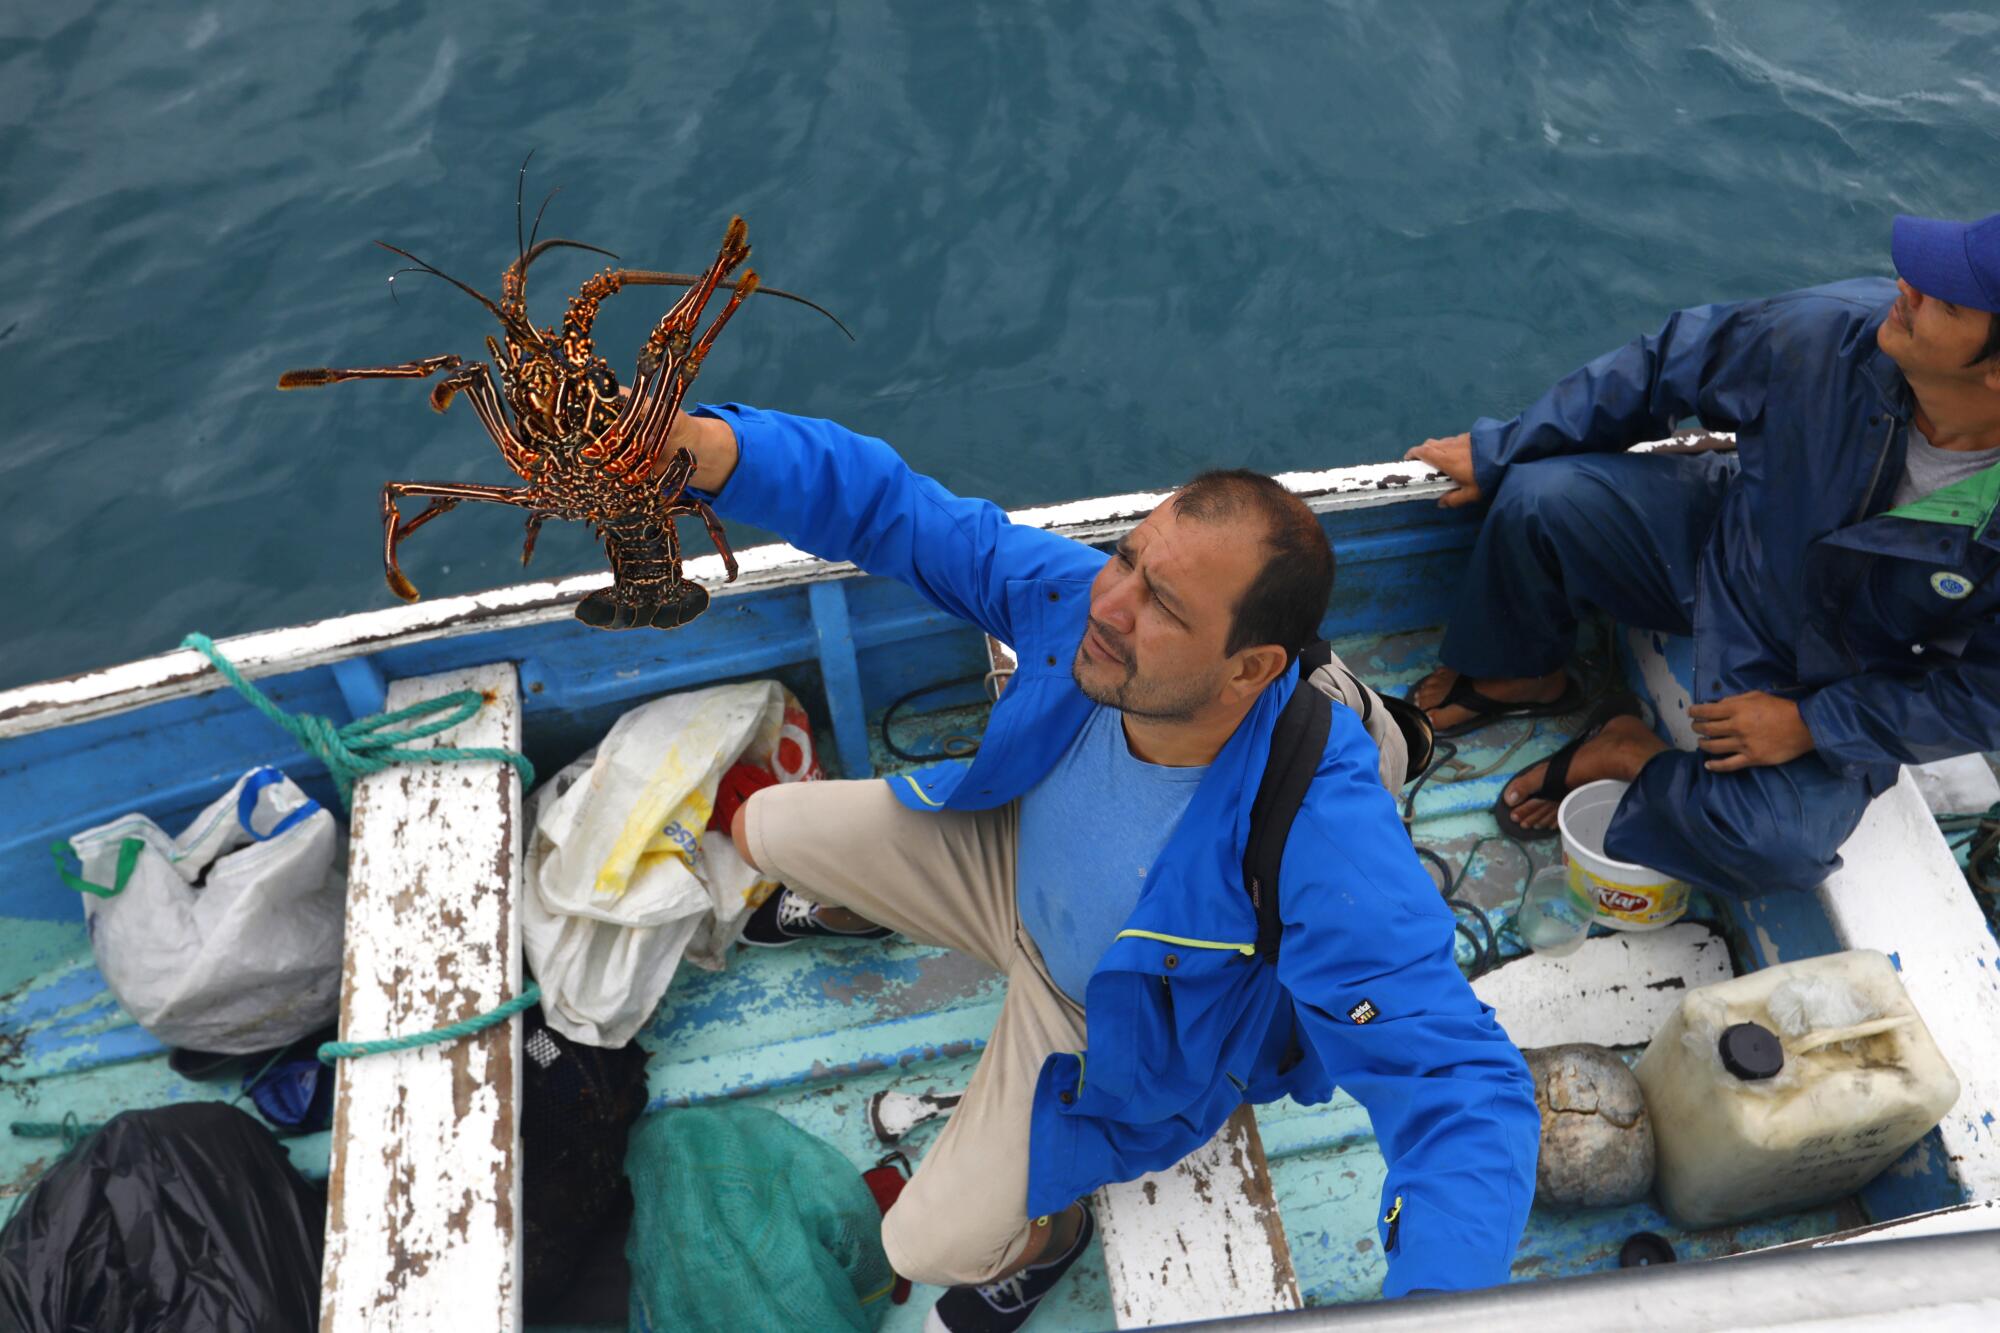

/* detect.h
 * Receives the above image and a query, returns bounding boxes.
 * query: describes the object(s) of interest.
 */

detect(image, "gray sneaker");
[738,886,893,947]
[924,1206,1094,1332]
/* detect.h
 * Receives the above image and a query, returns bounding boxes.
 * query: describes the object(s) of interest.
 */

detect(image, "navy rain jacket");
[1471,278,2000,795]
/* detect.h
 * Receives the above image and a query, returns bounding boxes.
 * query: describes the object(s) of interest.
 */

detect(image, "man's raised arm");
[1461,295,1772,501]
[658,403,1098,647]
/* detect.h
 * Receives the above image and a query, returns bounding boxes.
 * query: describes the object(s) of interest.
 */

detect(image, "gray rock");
[1525,1043,1655,1209]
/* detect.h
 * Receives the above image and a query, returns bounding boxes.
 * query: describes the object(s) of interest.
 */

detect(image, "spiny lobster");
[278,165,848,630]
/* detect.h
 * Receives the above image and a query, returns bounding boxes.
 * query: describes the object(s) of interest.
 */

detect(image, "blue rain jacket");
[1471,278,2000,804]
[699,404,1538,1297]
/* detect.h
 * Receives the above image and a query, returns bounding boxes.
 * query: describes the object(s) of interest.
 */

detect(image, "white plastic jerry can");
[1633,949,1960,1228]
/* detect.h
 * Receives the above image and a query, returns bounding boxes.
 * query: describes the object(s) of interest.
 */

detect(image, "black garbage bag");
[521,1003,650,1321]
[0,1102,324,1333]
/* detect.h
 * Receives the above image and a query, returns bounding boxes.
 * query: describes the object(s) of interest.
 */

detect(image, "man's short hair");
[1171,469,1335,660]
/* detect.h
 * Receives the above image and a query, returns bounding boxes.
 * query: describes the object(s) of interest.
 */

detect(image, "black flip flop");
[1492,693,1644,842]
[1410,669,1584,739]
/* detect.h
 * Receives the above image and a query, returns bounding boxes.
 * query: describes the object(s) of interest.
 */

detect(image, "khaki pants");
[743,778,1086,1287]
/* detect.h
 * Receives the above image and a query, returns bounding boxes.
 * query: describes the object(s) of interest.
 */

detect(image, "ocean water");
[2,1,1996,688]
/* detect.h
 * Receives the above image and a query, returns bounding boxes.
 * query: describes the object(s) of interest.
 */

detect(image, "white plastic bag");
[66,767,346,1054]
[523,680,819,1047]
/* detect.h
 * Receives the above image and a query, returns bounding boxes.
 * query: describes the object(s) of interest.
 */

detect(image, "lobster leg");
[611,271,760,486]
[596,218,751,468]
[429,362,542,480]
[687,497,740,583]
[520,512,549,567]
[278,354,463,390]
[379,480,533,602]
[281,356,541,482]
[654,447,697,505]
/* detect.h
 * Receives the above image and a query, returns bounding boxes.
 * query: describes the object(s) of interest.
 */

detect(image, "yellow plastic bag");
[522,681,820,1046]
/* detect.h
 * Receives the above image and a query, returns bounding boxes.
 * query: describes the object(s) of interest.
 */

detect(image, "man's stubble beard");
[1071,642,1213,724]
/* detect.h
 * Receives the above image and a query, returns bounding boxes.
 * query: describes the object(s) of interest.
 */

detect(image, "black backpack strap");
[1243,641,1332,965]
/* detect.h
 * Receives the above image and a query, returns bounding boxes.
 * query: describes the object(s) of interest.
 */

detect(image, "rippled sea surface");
[2,1,1996,687]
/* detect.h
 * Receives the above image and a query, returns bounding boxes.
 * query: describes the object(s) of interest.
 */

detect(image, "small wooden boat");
[1,437,1995,1329]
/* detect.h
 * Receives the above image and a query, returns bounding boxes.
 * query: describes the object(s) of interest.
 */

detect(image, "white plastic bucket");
[1557,779,1688,931]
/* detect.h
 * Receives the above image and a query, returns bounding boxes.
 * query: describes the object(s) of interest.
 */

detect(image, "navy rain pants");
[1440,452,1872,898]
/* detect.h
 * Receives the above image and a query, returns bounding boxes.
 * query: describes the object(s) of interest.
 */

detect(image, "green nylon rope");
[180,632,534,807]
[317,982,542,1064]
[10,1115,101,1145]
[175,632,540,1061]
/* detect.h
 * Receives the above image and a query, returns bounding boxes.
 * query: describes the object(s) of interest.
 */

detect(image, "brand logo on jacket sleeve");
[1931,571,1974,600]
[1347,999,1379,1025]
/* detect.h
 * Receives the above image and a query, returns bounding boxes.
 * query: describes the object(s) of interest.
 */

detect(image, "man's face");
[1073,500,1265,721]
[1878,278,1997,381]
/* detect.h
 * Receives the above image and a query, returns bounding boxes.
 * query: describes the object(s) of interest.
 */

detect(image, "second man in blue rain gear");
[1407,211,2000,897]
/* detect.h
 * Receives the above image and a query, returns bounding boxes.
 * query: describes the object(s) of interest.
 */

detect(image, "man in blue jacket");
[650,403,1537,1329]
[1405,212,2000,899]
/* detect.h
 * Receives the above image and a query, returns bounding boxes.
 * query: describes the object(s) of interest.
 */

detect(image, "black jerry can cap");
[1719,1021,1785,1081]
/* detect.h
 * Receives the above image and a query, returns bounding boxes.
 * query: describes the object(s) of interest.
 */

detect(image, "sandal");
[1409,669,1584,739]
[1492,693,1644,842]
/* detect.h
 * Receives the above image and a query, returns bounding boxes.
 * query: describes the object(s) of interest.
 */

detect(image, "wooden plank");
[808,581,874,779]
[1748,1201,2000,1252]
[1094,1105,1302,1327]
[1816,769,2000,1203]
[322,664,525,1333]
[1814,1200,2000,1248]
[1472,923,1734,1049]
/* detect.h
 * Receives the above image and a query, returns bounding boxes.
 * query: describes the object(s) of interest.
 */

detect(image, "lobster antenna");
[527,185,563,254]
[385,265,429,305]
[614,269,857,341]
[376,241,511,324]
[376,240,559,358]
[519,237,620,276]
[515,148,538,270]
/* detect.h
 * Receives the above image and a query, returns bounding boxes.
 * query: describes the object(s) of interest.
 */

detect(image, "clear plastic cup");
[1517,864,1595,957]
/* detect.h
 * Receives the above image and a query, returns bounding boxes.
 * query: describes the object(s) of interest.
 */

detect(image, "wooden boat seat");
[1471,922,1734,1048]
[1094,1106,1303,1325]
[1816,770,2000,1203]
[320,663,527,1332]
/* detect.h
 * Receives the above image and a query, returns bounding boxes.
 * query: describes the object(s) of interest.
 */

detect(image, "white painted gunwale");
[0,457,1457,741]
[0,430,1738,742]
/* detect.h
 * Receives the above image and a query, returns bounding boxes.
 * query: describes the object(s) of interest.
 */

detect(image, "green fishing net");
[625,1106,893,1332]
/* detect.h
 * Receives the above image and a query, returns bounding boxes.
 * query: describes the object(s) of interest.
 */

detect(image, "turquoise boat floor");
[0,625,1863,1328]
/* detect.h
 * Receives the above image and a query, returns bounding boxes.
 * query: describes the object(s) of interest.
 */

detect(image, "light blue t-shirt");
[1016,704,1208,1004]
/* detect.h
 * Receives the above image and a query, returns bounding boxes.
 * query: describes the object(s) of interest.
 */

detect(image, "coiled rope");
[180,632,534,807]
[177,632,539,1063]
